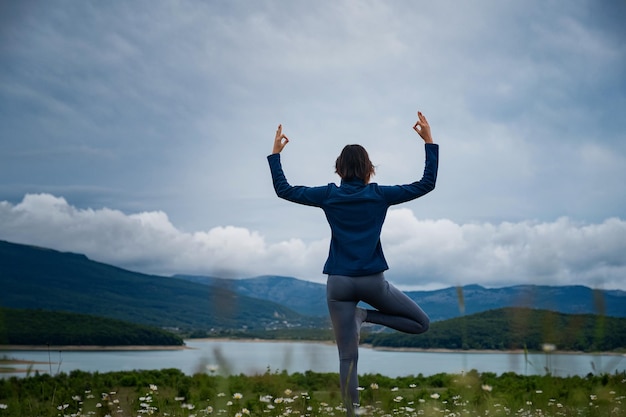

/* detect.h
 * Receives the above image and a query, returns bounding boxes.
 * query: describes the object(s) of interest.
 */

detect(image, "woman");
[267,111,438,415]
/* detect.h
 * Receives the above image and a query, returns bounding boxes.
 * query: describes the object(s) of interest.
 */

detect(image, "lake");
[2,340,624,379]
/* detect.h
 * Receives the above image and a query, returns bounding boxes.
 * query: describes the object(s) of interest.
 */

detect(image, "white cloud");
[1,194,624,291]
[382,210,626,290]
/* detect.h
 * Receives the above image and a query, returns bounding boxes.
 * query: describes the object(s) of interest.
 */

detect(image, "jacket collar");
[340,178,366,187]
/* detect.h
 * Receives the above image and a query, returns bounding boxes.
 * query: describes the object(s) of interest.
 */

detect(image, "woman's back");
[267,142,438,276]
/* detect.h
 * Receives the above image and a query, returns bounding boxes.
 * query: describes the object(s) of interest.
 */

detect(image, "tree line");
[0,307,184,346]
[362,307,626,352]
[1,306,624,352]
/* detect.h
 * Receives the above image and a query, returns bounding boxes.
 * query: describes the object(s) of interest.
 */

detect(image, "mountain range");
[2,240,624,333]
[173,274,626,321]
[0,240,323,332]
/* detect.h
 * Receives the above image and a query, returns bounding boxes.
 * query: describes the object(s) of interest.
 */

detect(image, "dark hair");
[335,144,375,183]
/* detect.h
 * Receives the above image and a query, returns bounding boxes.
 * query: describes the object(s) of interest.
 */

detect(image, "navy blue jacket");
[267,143,439,276]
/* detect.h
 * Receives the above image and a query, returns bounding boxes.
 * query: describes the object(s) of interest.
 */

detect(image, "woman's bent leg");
[327,275,361,416]
[359,274,430,334]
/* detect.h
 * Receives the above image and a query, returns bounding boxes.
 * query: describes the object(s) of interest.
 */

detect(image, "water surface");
[2,340,623,379]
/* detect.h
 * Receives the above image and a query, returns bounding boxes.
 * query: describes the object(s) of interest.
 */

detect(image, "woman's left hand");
[413,111,434,144]
[273,124,289,154]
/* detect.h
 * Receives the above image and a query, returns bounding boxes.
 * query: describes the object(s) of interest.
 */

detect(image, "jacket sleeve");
[380,143,439,205]
[267,153,329,207]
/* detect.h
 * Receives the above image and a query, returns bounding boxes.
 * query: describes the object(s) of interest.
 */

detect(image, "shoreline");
[368,346,625,356]
[186,338,626,356]
[2,340,623,356]
[0,345,188,352]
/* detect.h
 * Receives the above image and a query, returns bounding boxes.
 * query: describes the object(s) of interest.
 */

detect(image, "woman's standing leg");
[327,275,361,416]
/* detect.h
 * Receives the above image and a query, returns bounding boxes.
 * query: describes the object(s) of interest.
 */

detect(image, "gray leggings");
[326,272,430,414]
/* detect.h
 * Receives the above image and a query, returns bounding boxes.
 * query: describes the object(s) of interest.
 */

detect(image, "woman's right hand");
[273,124,289,154]
[413,111,434,144]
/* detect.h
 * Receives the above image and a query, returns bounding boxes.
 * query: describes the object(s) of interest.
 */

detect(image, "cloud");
[381,209,626,291]
[1,194,624,291]
[0,194,327,281]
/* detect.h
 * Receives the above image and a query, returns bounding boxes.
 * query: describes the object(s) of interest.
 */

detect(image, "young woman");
[267,111,439,415]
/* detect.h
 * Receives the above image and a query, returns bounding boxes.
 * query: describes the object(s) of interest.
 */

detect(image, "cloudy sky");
[1,0,625,291]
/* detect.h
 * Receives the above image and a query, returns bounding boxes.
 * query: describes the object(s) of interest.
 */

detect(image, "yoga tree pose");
[267,111,439,416]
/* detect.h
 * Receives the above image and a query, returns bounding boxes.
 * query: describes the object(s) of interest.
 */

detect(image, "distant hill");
[363,307,626,353]
[2,239,625,339]
[0,240,324,332]
[174,275,626,321]
[403,284,626,321]
[176,274,328,317]
[0,307,184,346]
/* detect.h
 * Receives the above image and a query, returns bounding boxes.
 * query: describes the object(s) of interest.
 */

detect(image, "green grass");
[0,368,624,416]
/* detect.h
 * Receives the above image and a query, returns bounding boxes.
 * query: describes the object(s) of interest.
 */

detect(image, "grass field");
[0,366,624,417]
